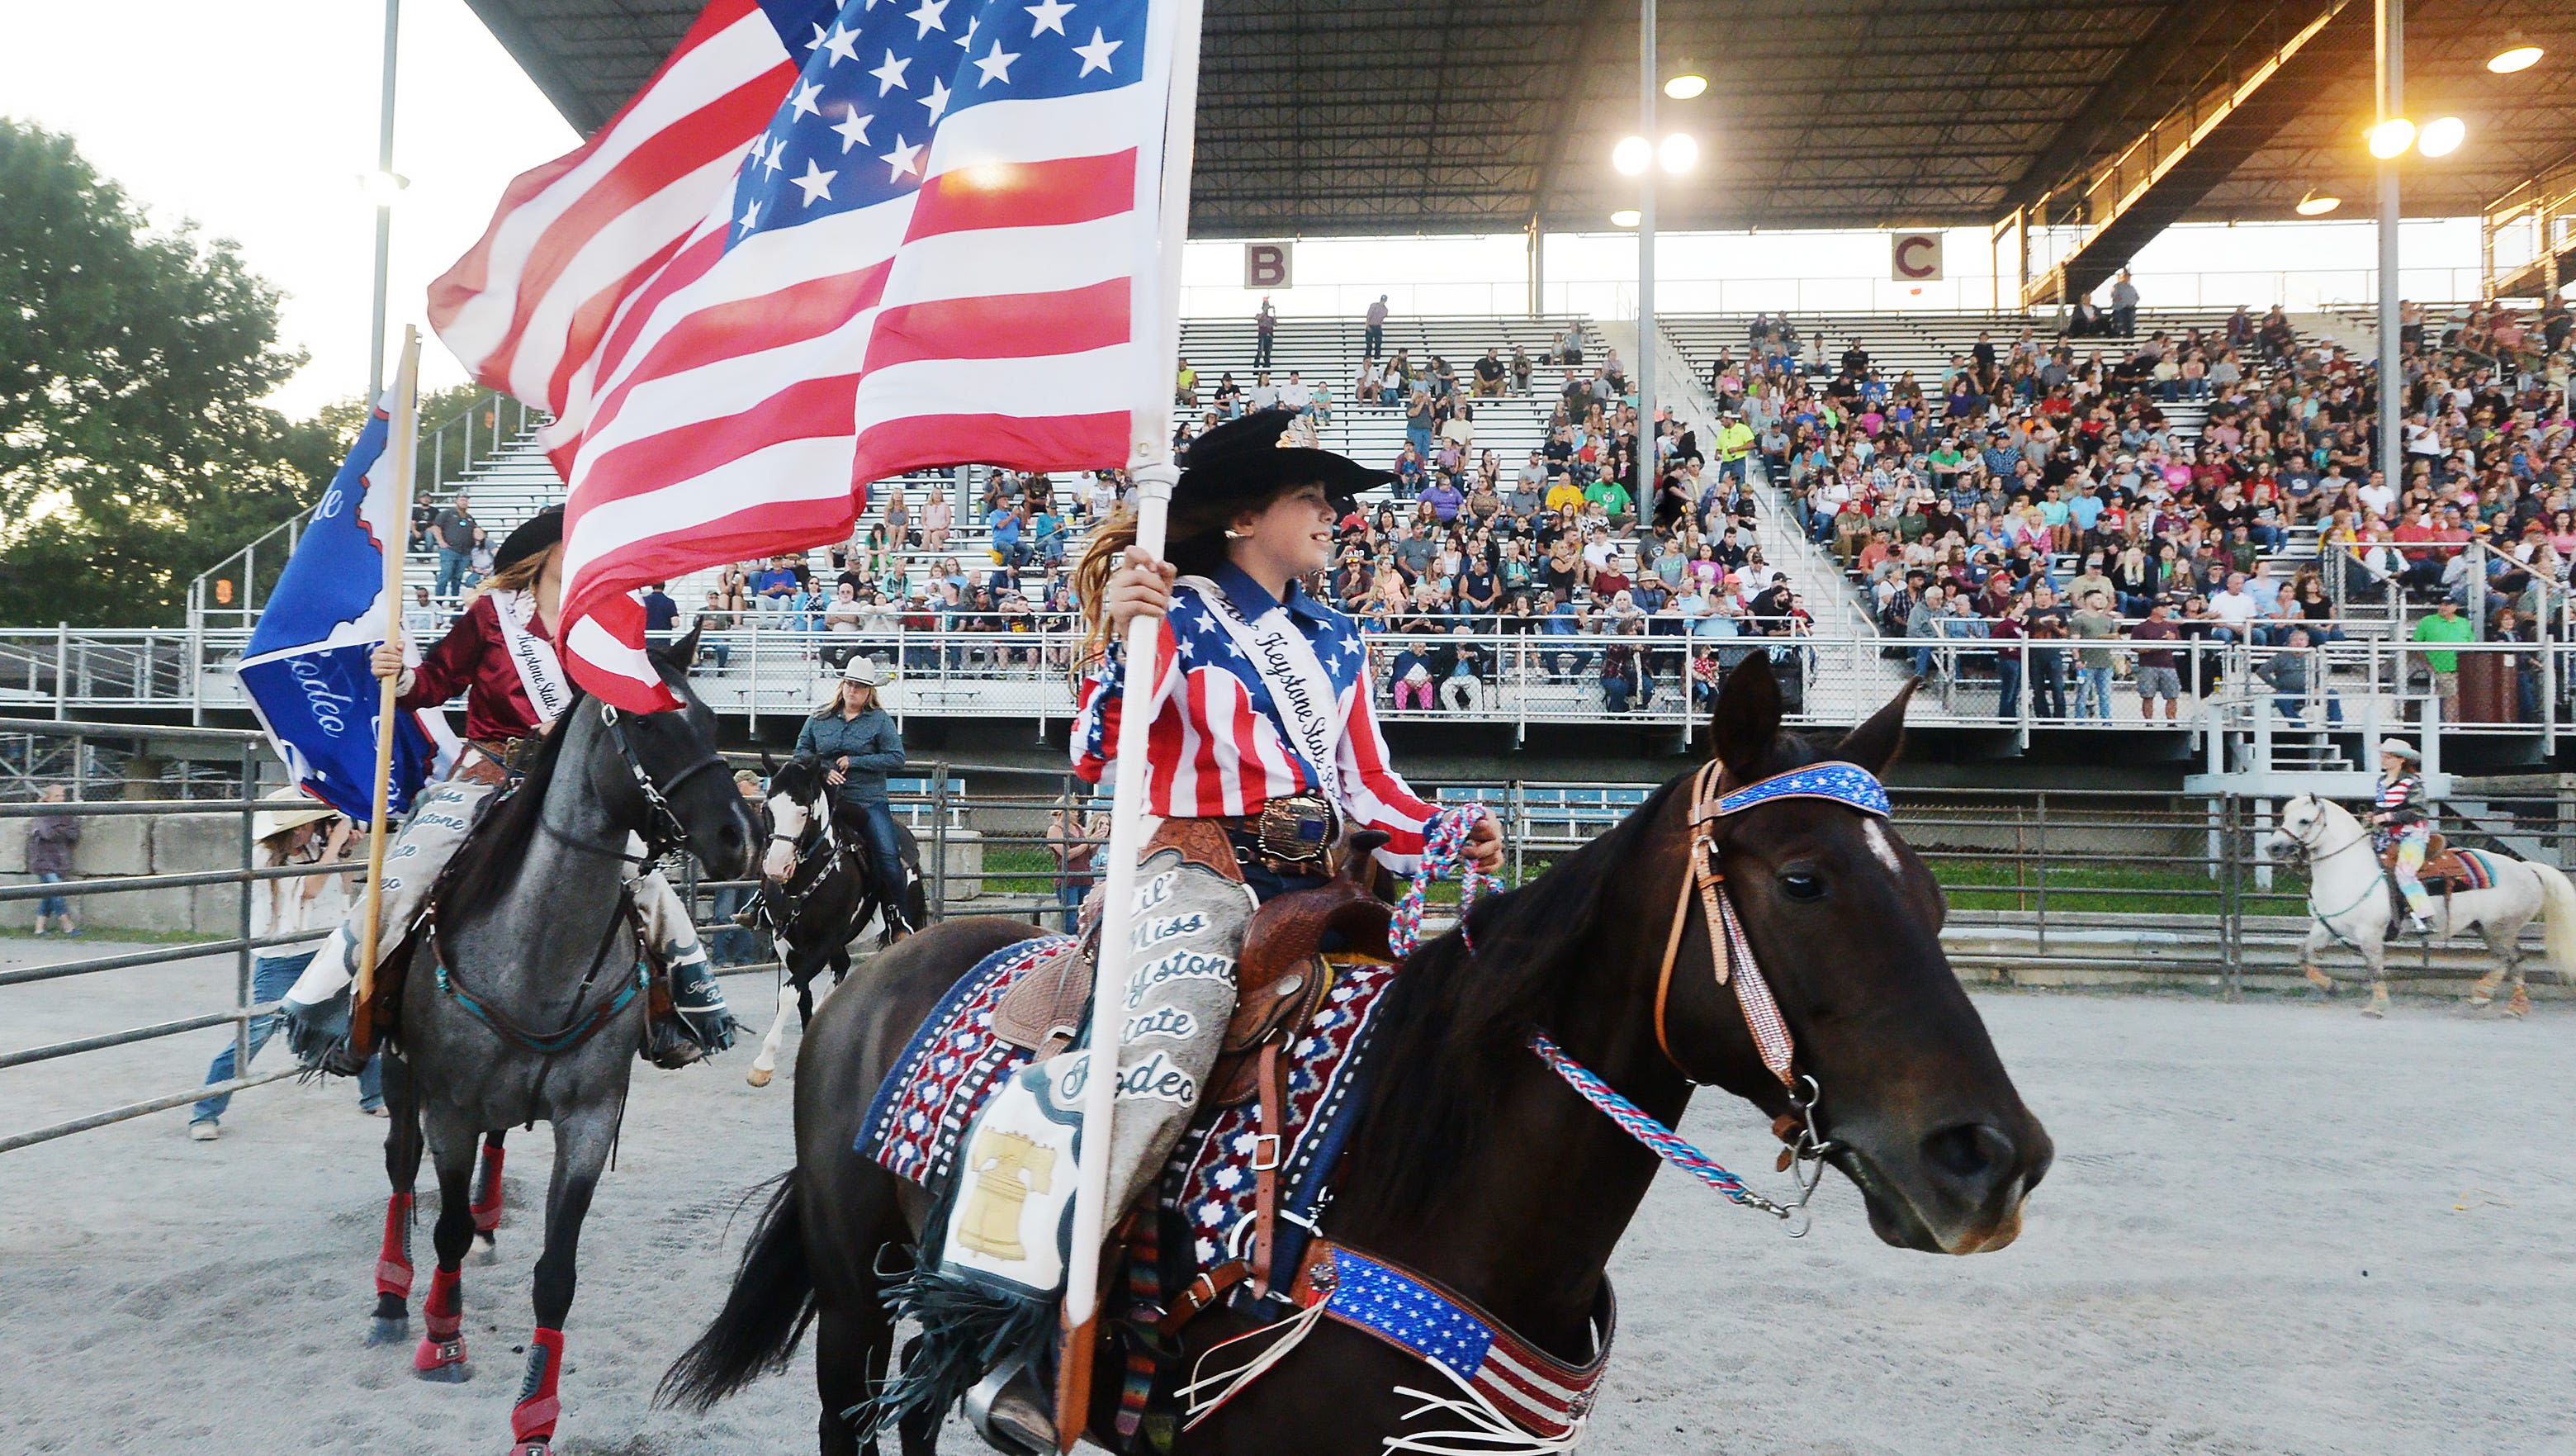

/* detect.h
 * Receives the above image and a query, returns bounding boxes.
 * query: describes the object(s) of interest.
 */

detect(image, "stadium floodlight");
[360,169,410,204]
[1663,69,1708,101]
[1658,133,1698,173]
[2487,44,2542,74]
[2294,190,2342,216]
[2416,116,2466,158]
[2365,117,2417,159]
[1611,209,1642,228]
[1612,136,1653,175]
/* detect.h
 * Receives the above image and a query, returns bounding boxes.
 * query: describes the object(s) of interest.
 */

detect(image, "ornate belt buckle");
[1255,793,1339,870]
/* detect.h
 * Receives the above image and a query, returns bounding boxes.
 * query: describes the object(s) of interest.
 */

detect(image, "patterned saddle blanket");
[2403,846,2497,898]
[858,933,1404,1301]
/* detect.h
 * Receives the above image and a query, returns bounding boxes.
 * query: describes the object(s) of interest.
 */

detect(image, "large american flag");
[429,0,1191,709]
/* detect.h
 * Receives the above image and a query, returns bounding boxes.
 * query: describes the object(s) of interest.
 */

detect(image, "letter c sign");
[1244,242,1293,290]
[1891,232,1943,282]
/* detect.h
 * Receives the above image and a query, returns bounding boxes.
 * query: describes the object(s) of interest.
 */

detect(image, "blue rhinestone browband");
[1706,761,1891,820]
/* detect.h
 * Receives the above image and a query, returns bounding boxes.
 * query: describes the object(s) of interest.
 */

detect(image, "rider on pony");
[886,407,1505,1444]
[281,506,736,1071]
[2369,737,2432,933]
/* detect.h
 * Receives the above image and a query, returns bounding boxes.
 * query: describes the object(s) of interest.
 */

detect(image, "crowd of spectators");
[398,289,2575,727]
[1710,291,2575,723]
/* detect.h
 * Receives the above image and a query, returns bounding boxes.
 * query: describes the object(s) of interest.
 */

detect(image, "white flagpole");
[357,327,423,1012]
[1064,0,1205,1332]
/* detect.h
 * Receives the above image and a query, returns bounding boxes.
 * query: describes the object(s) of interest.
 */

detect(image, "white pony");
[2266,792,2576,1017]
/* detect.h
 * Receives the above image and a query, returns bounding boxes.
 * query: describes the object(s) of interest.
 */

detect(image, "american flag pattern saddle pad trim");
[1293,1243,1616,1444]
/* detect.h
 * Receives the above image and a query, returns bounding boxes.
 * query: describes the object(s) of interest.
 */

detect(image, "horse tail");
[657,1174,815,1411]
[2529,860,2576,983]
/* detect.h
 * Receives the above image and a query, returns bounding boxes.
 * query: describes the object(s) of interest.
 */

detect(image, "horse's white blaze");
[1863,819,1906,876]
[764,793,808,881]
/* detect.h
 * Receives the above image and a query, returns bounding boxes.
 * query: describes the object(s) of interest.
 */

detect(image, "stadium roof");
[466,0,2576,239]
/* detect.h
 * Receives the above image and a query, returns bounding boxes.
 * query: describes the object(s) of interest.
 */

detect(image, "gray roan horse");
[662,660,2053,1454]
[367,629,755,1456]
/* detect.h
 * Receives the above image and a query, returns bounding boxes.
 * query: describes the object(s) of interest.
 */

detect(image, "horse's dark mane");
[769,752,826,808]
[1352,729,1835,1220]
[436,688,585,918]
[433,653,703,918]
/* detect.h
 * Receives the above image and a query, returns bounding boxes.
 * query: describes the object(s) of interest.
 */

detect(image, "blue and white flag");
[239,396,457,826]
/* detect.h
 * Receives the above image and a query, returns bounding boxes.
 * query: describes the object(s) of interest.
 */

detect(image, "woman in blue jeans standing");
[26,785,81,935]
[792,659,913,934]
[192,790,376,1140]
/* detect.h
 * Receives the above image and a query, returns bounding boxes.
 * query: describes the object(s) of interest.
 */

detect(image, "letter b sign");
[1244,242,1292,290]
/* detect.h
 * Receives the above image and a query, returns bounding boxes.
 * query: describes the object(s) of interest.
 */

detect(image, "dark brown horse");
[662,658,2052,1454]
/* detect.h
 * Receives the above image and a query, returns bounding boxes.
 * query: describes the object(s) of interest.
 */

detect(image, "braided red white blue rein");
[1390,806,1503,959]
[1527,1033,1810,1228]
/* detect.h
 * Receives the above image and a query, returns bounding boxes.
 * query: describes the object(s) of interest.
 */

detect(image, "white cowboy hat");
[2376,738,2421,763]
[253,787,339,842]
[838,659,890,688]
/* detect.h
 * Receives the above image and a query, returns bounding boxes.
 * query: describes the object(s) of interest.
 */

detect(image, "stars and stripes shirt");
[1073,564,1437,870]
[2371,772,2427,832]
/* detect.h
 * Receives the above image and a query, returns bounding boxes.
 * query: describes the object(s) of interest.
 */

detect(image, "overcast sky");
[1,0,578,416]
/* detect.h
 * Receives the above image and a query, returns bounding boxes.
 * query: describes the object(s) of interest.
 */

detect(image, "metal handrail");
[185,389,540,631]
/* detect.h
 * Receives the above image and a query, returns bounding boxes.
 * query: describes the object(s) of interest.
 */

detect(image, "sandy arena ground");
[2,934,2570,1456]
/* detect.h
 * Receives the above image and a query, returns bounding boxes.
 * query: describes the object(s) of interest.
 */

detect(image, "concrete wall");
[5,813,993,933]
[1,811,253,935]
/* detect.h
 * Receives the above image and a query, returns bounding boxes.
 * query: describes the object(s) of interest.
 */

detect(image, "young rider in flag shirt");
[280,506,736,1071]
[926,408,1503,1447]
[2369,737,2433,933]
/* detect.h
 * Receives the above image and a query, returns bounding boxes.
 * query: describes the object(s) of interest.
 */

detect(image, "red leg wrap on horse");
[511,1328,565,1443]
[471,1145,506,1234]
[375,1192,415,1298]
[413,1266,468,1373]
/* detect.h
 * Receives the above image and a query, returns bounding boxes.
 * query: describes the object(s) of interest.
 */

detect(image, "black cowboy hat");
[1178,407,1390,517]
[493,505,563,573]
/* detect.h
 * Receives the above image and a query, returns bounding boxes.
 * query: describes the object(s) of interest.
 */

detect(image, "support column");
[368,0,400,404]
[1637,0,1656,480]
[2374,0,2403,491]
[1527,214,1545,315]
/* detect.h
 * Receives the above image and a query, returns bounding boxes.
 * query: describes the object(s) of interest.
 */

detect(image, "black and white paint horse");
[744,752,930,1088]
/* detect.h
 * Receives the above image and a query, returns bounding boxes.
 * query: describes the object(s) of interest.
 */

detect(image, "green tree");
[0,120,320,626]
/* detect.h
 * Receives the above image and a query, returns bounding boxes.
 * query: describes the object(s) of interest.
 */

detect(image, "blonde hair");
[813,680,878,718]
[1070,483,1303,666]
[470,543,552,604]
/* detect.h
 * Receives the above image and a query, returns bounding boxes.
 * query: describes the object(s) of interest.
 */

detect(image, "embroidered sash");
[1179,576,1341,790]
[490,590,572,729]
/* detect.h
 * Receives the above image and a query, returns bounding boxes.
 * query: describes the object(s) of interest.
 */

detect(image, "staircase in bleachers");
[1175,313,1603,486]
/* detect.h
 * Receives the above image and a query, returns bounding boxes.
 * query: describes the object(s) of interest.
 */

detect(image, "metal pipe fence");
[812,771,2576,1001]
[12,625,2574,741]
[15,738,2574,1152]
[0,721,327,1154]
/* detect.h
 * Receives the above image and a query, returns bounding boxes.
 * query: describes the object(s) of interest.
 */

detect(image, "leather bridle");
[2280,795,2373,866]
[758,783,843,926]
[596,702,732,861]
[1649,757,1896,1201]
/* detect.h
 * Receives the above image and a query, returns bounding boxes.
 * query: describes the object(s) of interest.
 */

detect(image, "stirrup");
[642,1022,704,1069]
[964,1349,1054,1455]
